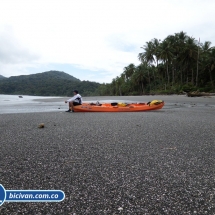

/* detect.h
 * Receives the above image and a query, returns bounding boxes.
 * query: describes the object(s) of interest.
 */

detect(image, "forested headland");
[0,71,100,96]
[95,31,215,96]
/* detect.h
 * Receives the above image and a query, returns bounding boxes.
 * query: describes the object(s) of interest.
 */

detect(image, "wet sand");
[0,95,215,214]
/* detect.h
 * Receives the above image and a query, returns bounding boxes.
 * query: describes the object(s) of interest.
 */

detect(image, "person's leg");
[69,102,74,111]
[65,102,73,112]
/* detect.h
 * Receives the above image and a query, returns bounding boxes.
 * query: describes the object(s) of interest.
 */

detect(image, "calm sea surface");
[0,95,64,114]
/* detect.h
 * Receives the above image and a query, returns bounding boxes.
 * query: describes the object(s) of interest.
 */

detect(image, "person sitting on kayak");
[65,90,82,112]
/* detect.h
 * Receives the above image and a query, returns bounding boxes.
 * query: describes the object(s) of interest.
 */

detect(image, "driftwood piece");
[186,92,215,97]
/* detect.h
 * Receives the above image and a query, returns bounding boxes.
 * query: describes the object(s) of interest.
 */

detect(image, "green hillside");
[0,75,6,80]
[0,71,100,96]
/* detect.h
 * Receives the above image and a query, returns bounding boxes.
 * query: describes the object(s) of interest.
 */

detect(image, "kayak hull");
[73,102,164,112]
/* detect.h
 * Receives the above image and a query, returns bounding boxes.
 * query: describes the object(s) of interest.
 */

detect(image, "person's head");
[73,90,78,95]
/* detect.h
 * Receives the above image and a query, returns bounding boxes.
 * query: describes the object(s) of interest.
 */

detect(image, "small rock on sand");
[38,123,45,128]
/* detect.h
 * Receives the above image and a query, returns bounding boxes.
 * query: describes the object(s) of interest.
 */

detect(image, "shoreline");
[0,95,215,114]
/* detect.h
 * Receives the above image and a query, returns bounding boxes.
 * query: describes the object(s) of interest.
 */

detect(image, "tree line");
[95,31,215,96]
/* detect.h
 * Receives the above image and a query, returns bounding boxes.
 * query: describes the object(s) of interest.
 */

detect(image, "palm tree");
[174,31,188,84]
[165,35,177,84]
[181,36,198,85]
[123,64,136,81]
[157,39,174,86]
[138,39,160,87]
[111,78,117,95]
[205,48,215,89]
[132,64,148,94]
[176,31,188,43]
[151,38,160,67]
[195,40,212,87]
[115,76,123,96]
[138,41,155,64]
[120,73,126,83]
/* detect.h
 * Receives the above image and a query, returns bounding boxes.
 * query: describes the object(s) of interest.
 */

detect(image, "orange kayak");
[73,100,164,112]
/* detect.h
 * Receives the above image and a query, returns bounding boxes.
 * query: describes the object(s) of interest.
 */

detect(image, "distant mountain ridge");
[0,75,6,79]
[0,70,100,96]
[8,70,80,82]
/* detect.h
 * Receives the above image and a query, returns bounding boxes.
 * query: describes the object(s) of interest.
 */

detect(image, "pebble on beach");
[38,123,45,128]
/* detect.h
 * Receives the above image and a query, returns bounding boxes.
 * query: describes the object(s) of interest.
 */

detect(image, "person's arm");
[65,95,78,103]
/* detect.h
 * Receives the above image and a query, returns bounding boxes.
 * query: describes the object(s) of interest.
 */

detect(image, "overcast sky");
[0,0,215,83]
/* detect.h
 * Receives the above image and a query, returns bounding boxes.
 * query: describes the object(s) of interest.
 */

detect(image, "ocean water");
[0,95,65,114]
[0,95,62,103]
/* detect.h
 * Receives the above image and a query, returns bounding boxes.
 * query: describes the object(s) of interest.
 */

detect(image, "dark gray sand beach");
[0,96,215,214]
